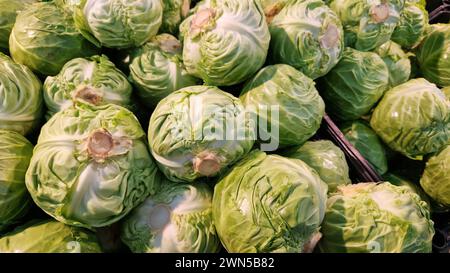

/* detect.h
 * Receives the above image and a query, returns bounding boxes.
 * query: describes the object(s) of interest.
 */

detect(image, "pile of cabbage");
[0,0,448,253]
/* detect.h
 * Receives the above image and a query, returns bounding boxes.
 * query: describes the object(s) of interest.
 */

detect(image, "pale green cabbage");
[268,0,344,79]
[391,2,428,49]
[213,150,328,253]
[374,41,411,88]
[148,85,255,182]
[73,0,163,48]
[0,130,33,232]
[283,140,351,193]
[340,120,388,175]
[416,24,450,87]
[129,34,200,108]
[320,183,435,253]
[26,103,161,228]
[181,0,270,86]
[121,181,220,253]
[420,145,450,207]
[240,64,324,148]
[44,55,132,119]
[0,220,102,253]
[318,47,388,121]
[370,78,449,160]
[0,53,43,136]
[9,1,99,76]
[326,0,404,51]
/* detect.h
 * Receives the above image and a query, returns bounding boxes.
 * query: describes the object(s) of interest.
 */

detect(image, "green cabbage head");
[318,47,388,121]
[0,53,43,136]
[129,34,200,108]
[0,130,33,232]
[320,182,435,253]
[326,0,404,51]
[73,0,163,48]
[9,1,99,76]
[240,64,325,148]
[26,103,161,228]
[213,150,328,253]
[391,2,428,49]
[121,181,220,253]
[0,0,39,53]
[161,0,191,35]
[0,220,102,253]
[420,145,450,207]
[148,85,255,182]
[374,41,411,88]
[370,78,450,160]
[43,55,132,120]
[340,120,388,175]
[283,140,351,193]
[416,24,450,87]
[268,0,344,79]
[181,0,270,86]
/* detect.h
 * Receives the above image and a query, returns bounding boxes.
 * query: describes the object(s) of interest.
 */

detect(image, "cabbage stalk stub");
[26,104,161,228]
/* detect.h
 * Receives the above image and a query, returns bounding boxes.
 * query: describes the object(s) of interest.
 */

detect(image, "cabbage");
[420,145,450,207]
[181,0,270,86]
[370,78,449,160]
[0,130,33,232]
[267,0,344,79]
[213,150,328,253]
[0,220,102,253]
[0,53,43,136]
[416,24,450,87]
[283,140,351,193]
[9,1,99,76]
[26,103,161,228]
[73,0,163,48]
[374,41,411,88]
[340,120,388,175]
[160,0,191,35]
[129,34,200,108]
[148,85,255,182]
[391,2,428,49]
[43,55,132,119]
[0,0,39,53]
[121,181,220,253]
[240,64,325,148]
[326,0,404,51]
[320,183,435,253]
[443,86,450,100]
[318,47,388,121]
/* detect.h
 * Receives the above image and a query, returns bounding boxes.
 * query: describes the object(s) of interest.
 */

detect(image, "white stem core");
[149,204,172,231]
[370,3,390,23]
[193,152,221,177]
